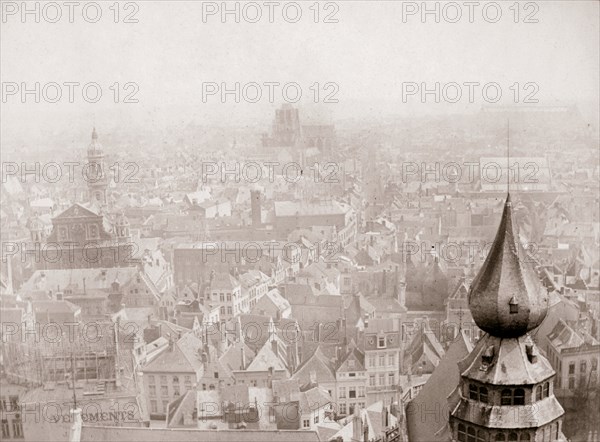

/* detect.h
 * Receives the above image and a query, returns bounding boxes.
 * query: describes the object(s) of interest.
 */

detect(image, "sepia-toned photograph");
[1,1,599,441]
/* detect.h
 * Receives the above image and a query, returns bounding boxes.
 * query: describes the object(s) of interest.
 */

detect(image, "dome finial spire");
[92,127,98,140]
[507,118,510,196]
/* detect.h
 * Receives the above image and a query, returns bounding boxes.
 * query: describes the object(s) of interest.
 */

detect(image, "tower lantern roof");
[468,193,549,338]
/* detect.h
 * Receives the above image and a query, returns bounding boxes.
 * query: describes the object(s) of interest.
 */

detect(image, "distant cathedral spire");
[86,127,108,206]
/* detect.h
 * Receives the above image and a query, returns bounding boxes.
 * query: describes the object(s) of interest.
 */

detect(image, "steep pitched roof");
[458,334,555,386]
[143,332,204,373]
[406,331,472,442]
[246,338,288,372]
[292,346,336,384]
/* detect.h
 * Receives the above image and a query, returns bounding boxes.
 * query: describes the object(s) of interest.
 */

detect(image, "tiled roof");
[458,334,554,386]
[22,267,139,293]
[292,346,336,384]
[406,331,472,442]
[274,200,349,217]
[32,299,81,315]
[299,386,332,412]
[81,426,322,442]
[246,339,288,372]
[210,272,240,291]
[143,332,204,373]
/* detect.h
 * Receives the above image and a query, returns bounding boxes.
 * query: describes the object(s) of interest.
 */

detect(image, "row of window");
[457,422,560,442]
[150,400,169,414]
[338,386,365,399]
[338,402,366,416]
[1,418,23,439]
[302,412,323,428]
[468,383,550,405]
[367,353,397,368]
[0,397,19,413]
[148,375,192,385]
[368,373,396,387]
[560,375,598,390]
[458,424,532,442]
[568,359,598,375]
[149,384,191,397]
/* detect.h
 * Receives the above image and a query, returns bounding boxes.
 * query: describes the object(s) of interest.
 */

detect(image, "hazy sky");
[1,1,598,140]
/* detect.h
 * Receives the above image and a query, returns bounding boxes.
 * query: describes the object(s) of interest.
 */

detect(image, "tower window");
[479,387,488,404]
[469,384,478,400]
[543,382,549,398]
[536,385,543,401]
[513,388,525,405]
[501,389,512,405]
[508,433,518,441]
[522,433,531,441]
[495,434,506,441]
[509,296,519,314]
[458,424,466,442]
[476,430,486,442]
[467,427,476,442]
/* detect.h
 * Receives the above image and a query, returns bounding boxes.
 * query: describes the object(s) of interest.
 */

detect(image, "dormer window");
[377,336,386,348]
[509,296,519,314]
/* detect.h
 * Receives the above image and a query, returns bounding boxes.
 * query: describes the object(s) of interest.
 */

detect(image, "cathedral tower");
[86,127,108,206]
[449,194,566,441]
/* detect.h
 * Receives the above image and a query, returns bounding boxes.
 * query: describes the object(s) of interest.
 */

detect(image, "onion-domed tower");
[449,194,566,442]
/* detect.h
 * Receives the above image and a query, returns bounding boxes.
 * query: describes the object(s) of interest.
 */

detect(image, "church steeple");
[468,194,549,338]
[86,127,108,206]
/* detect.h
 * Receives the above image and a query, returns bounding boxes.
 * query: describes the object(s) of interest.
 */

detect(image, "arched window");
[477,430,486,442]
[458,423,466,442]
[508,432,518,441]
[467,426,477,442]
[536,385,543,401]
[521,433,531,441]
[495,433,505,441]
[555,422,560,439]
[480,387,488,403]
[543,427,550,442]
[501,389,512,405]
[513,388,525,405]
[470,384,479,400]
[543,382,550,398]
